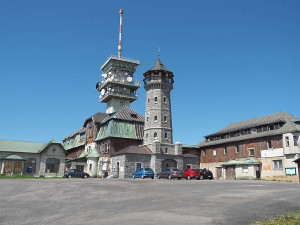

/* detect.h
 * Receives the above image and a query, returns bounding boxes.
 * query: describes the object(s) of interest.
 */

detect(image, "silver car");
[157,168,183,180]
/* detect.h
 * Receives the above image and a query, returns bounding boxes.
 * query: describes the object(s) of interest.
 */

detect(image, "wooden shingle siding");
[200,135,282,163]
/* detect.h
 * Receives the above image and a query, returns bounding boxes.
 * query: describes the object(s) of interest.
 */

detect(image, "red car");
[183,169,200,180]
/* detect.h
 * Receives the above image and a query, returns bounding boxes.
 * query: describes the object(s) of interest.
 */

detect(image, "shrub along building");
[198,112,300,181]
[0,139,65,177]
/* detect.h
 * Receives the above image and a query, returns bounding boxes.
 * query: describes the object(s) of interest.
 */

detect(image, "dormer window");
[251,128,257,134]
[131,114,138,118]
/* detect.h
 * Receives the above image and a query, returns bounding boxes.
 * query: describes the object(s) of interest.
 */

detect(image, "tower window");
[148,98,150,103]
[164,97,166,103]
[154,97,158,103]
[146,117,149,122]
[164,116,167,122]
[154,116,158,121]
[165,148,168,154]
[165,133,168,139]
[146,133,148,141]
[154,132,157,139]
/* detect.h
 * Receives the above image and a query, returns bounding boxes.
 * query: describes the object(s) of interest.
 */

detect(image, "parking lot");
[0,178,299,225]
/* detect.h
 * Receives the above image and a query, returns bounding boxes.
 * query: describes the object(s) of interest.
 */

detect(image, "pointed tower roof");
[151,58,168,71]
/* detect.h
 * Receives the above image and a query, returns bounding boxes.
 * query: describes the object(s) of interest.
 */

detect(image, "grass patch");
[0,174,63,179]
[253,211,300,225]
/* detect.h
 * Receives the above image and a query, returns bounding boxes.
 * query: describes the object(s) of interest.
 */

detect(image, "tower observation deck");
[96,9,140,114]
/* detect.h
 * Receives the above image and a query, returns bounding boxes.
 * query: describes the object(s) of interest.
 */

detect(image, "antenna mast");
[118,9,123,58]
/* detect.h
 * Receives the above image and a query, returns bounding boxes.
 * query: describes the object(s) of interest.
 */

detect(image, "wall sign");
[285,167,297,176]
[261,148,284,158]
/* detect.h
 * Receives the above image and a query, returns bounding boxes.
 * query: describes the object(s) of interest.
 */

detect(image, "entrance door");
[216,167,222,179]
[225,166,235,180]
[117,162,120,178]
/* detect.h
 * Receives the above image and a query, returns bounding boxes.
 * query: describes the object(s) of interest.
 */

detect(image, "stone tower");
[143,58,174,147]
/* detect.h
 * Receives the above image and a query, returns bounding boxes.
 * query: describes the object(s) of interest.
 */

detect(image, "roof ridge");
[0,139,46,144]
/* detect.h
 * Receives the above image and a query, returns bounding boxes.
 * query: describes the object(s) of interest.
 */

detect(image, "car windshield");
[172,169,180,171]
[144,168,153,171]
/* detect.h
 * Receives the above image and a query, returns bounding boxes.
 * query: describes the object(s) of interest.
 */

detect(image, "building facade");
[111,59,199,178]
[199,112,300,181]
[0,139,65,177]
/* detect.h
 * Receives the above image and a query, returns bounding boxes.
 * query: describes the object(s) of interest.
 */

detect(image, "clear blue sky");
[1,1,300,145]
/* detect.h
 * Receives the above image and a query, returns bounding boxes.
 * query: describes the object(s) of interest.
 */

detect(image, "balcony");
[284,146,300,155]
[100,91,137,103]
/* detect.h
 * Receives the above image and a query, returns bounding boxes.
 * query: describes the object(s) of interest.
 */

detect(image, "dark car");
[157,168,183,180]
[200,169,214,180]
[183,169,200,180]
[65,169,90,178]
[133,168,154,179]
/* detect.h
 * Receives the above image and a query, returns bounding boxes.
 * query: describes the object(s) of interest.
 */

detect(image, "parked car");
[157,168,183,179]
[200,169,214,180]
[65,169,90,178]
[183,169,200,180]
[133,168,154,179]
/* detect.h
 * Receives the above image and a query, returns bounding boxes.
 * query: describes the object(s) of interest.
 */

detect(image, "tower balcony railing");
[100,90,138,103]
[101,79,140,90]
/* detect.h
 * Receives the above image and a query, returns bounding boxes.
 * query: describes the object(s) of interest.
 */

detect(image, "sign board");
[102,163,107,171]
[261,148,284,158]
[285,167,297,176]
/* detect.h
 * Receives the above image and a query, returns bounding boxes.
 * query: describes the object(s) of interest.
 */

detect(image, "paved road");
[0,179,299,225]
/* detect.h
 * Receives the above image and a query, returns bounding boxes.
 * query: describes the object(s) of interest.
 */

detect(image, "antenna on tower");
[158,47,161,58]
[118,9,124,58]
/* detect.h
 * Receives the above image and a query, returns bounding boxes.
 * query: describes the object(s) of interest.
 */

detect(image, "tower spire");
[118,9,123,58]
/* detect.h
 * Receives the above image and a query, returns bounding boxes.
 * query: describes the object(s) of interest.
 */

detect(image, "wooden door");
[216,167,222,179]
[225,166,235,180]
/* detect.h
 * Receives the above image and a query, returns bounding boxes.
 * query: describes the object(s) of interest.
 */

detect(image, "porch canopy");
[221,158,261,166]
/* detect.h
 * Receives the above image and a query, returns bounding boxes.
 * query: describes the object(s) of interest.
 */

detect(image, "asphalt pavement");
[0,178,299,225]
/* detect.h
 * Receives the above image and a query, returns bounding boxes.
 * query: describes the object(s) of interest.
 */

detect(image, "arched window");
[154,132,157,139]
[165,148,168,153]
[46,158,60,173]
[146,133,148,141]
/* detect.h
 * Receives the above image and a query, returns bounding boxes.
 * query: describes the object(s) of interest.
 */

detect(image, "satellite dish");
[108,72,112,75]
[102,73,107,78]
[127,77,132,82]
[101,89,106,95]
[125,72,128,76]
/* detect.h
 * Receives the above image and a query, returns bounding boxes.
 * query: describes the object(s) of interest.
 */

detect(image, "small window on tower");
[164,97,166,103]
[146,133,148,141]
[146,117,149,122]
[164,116,167,122]
[165,133,168,139]
[165,148,168,154]
[154,116,158,121]
[154,132,157,139]
[148,98,150,103]
[154,97,158,103]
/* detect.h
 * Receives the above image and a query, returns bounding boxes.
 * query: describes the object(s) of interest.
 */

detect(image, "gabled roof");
[0,139,62,154]
[102,107,144,124]
[87,148,100,158]
[113,145,152,156]
[199,112,300,148]
[63,127,86,140]
[83,112,108,127]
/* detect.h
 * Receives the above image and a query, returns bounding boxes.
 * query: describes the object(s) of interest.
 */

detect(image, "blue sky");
[0,1,299,145]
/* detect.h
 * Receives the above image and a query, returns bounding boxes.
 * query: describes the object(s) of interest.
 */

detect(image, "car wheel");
[84,175,88,179]
[178,178,181,180]
[209,178,213,180]
[188,175,191,180]
[133,175,135,179]
[200,175,204,180]
[168,175,171,180]
[142,175,145,179]
[151,176,154,179]
[68,175,72,178]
